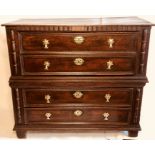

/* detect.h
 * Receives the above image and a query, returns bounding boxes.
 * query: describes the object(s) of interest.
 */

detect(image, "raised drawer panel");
[23,88,133,107]
[24,107,131,125]
[20,32,140,52]
[21,55,136,75]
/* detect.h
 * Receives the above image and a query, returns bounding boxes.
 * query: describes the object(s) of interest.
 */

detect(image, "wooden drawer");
[23,88,133,107]
[24,107,131,125]
[21,54,136,75]
[20,32,140,52]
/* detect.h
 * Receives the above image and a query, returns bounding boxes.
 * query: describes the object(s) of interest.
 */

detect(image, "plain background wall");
[0,16,155,139]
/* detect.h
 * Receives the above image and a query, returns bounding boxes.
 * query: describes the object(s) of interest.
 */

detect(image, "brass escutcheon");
[74,36,85,44]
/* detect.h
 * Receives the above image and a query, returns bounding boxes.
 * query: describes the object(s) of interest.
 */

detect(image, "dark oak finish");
[24,107,131,125]
[21,54,136,75]
[21,32,140,52]
[16,130,26,138]
[2,17,153,138]
[128,130,139,137]
[23,88,133,107]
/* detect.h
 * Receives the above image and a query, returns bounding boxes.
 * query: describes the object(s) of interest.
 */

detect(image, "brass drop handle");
[45,94,51,103]
[45,113,52,120]
[105,94,111,103]
[44,61,50,70]
[102,112,110,121]
[42,39,50,49]
[74,58,84,66]
[106,60,113,70]
[107,38,114,48]
[73,91,83,99]
[74,36,85,44]
[74,110,83,117]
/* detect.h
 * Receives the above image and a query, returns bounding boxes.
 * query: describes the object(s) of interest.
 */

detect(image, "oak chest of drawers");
[3,17,153,138]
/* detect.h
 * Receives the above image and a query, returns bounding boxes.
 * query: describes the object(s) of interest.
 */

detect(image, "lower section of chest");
[11,78,144,138]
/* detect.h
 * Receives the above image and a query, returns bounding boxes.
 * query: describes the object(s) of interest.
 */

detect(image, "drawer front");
[23,88,133,107]
[24,107,131,125]
[20,32,140,52]
[21,55,136,75]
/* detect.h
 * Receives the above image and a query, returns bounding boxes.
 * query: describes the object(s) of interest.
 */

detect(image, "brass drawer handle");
[42,39,50,49]
[106,60,113,70]
[108,38,114,48]
[102,112,110,121]
[73,91,83,99]
[74,110,83,117]
[45,113,52,120]
[74,36,85,44]
[44,61,50,70]
[74,58,84,66]
[105,94,111,103]
[45,94,51,103]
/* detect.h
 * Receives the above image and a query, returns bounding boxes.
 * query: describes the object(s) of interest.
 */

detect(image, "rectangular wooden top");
[2,17,153,26]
